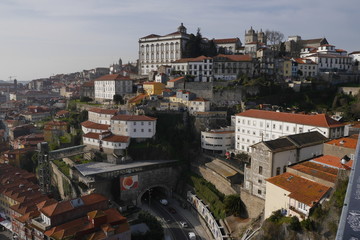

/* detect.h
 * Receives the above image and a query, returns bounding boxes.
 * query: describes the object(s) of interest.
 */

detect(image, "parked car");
[168,207,176,214]
[160,199,168,205]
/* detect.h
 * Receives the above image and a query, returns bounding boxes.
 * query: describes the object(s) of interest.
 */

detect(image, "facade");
[245,131,327,199]
[142,82,165,95]
[171,56,214,82]
[264,172,331,220]
[235,109,344,153]
[80,80,95,99]
[110,115,157,139]
[82,131,130,154]
[201,129,235,153]
[81,121,110,134]
[213,38,242,54]
[94,74,133,102]
[138,23,190,75]
[213,54,254,80]
[188,97,211,114]
[88,108,118,125]
[292,58,318,78]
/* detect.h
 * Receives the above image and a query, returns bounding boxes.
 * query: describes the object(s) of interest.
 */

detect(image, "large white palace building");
[138,23,190,75]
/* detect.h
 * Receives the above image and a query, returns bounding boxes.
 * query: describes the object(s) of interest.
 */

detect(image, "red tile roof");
[111,115,156,121]
[128,94,147,104]
[267,172,330,206]
[236,109,344,128]
[40,193,108,217]
[325,137,357,149]
[289,161,338,183]
[82,80,95,87]
[88,108,118,115]
[142,34,161,39]
[213,38,239,44]
[94,74,131,81]
[102,135,129,143]
[168,76,185,82]
[215,54,252,62]
[81,121,110,130]
[312,155,353,170]
[172,55,212,63]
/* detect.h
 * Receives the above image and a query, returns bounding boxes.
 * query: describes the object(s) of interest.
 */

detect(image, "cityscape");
[0,2,360,240]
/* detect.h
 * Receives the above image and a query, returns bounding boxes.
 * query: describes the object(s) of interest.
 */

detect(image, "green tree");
[113,94,124,104]
[224,194,246,217]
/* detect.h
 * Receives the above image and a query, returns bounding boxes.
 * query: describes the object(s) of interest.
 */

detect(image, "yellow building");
[142,82,165,95]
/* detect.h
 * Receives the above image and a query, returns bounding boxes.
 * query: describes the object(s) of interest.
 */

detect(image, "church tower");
[258,29,267,44]
[245,27,257,43]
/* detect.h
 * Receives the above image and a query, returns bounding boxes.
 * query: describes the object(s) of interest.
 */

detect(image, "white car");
[160,199,168,205]
[188,232,196,239]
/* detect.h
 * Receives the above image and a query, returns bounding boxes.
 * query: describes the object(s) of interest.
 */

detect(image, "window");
[141,129,144,132]
[149,129,151,132]
[134,129,137,132]
[276,167,281,175]
[258,189,262,195]
[258,179,262,184]
[259,166,263,175]
[283,166,287,173]
[134,122,137,125]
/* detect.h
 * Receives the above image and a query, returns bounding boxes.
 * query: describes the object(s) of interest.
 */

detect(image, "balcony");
[289,206,307,219]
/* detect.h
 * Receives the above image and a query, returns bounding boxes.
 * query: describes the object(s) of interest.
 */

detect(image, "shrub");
[289,216,301,231]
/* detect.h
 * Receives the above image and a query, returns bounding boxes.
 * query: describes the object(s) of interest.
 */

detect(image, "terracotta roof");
[215,54,252,62]
[289,161,338,183]
[83,132,102,139]
[172,55,212,63]
[56,110,69,116]
[168,76,185,82]
[267,172,330,206]
[128,94,147,104]
[293,58,317,64]
[40,193,107,217]
[349,51,360,55]
[311,155,353,170]
[320,44,335,47]
[142,34,161,38]
[82,80,95,87]
[111,115,157,121]
[94,74,131,81]
[143,82,164,85]
[88,108,118,115]
[205,131,234,134]
[45,208,128,239]
[236,109,344,128]
[325,137,357,149]
[102,135,129,143]
[81,121,110,130]
[213,38,239,44]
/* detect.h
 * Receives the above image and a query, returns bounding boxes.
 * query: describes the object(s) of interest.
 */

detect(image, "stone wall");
[240,190,265,219]
[51,162,77,199]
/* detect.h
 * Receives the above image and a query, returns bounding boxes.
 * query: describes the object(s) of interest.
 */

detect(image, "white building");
[213,38,242,54]
[201,129,235,154]
[235,109,344,153]
[300,44,352,73]
[188,97,210,114]
[94,74,133,102]
[81,121,110,134]
[110,115,157,139]
[264,172,330,220]
[171,56,213,82]
[138,23,190,75]
[82,131,130,153]
[88,108,118,125]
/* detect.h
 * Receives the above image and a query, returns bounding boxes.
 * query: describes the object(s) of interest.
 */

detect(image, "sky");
[0,0,359,81]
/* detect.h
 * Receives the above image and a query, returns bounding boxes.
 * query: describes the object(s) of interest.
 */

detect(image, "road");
[143,199,202,240]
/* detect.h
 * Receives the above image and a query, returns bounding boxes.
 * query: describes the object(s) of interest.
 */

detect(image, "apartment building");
[88,108,118,125]
[235,109,344,153]
[110,115,157,139]
[94,74,133,102]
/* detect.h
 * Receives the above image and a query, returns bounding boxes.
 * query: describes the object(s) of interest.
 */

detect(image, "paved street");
[142,197,213,240]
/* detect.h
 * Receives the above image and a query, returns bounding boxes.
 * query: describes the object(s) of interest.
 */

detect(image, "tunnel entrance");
[138,185,170,206]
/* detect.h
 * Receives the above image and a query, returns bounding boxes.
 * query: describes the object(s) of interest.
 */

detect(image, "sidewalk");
[170,198,214,240]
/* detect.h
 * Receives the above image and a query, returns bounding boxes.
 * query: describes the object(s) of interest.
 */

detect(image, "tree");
[224,194,246,217]
[265,30,284,52]
[113,94,124,105]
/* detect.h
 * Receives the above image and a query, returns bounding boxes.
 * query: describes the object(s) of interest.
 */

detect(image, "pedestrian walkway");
[170,198,214,240]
